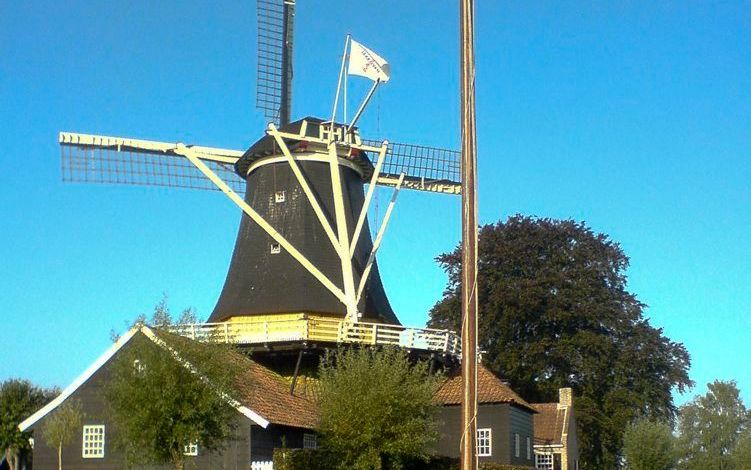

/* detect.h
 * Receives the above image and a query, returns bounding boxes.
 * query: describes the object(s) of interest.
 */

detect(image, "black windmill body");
[211,118,398,324]
[58,0,462,362]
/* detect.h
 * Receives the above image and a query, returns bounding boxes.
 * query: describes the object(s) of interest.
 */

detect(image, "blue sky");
[1,1,749,406]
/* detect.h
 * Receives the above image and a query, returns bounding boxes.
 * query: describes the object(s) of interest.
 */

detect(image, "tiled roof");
[531,403,566,445]
[233,359,318,429]
[434,364,535,412]
[157,329,318,430]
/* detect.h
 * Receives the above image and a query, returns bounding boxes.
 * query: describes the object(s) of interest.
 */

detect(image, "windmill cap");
[234,117,374,180]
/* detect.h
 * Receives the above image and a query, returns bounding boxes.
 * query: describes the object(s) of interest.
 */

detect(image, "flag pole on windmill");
[330,34,351,135]
[346,39,391,132]
[344,40,348,123]
[329,36,390,132]
[459,0,479,469]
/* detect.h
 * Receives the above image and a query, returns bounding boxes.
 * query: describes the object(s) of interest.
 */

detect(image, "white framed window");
[275,191,286,203]
[476,428,492,457]
[303,433,317,449]
[82,425,105,458]
[183,442,198,456]
[535,453,554,470]
[514,433,520,458]
[270,243,281,254]
[527,436,532,460]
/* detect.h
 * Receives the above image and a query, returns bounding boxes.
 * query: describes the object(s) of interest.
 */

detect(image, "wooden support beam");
[326,139,359,319]
[267,124,342,253]
[175,145,347,304]
[356,173,404,303]
[290,349,304,395]
[350,141,389,258]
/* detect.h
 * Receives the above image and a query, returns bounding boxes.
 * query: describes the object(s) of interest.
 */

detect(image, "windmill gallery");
[15,1,578,469]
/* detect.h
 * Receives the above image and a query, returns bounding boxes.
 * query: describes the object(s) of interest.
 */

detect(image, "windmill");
[59,0,462,356]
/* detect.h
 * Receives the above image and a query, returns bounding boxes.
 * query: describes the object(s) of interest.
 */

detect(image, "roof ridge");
[19,326,271,432]
[433,363,535,412]
[477,365,534,409]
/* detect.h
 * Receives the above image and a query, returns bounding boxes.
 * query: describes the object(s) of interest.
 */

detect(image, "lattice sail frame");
[362,139,460,194]
[256,0,295,126]
[60,130,460,195]
[59,132,246,193]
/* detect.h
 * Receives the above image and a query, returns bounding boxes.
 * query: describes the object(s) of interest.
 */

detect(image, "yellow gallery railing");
[169,315,460,356]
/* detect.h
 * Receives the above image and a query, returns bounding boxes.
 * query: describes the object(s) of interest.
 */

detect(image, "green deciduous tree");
[0,379,57,470]
[733,432,751,470]
[41,400,83,470]
[105,304,242,470]
[110,294,201,342]
[148,294,200,329]
[316,347,441,470]
[622,418,676,470]
[149,295,172,328]
[428,215,693,469]
[678,380,749,470]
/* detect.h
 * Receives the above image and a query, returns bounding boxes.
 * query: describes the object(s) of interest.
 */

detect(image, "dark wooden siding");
[435,404,461,459]
[436,403,534,466]
[27,338,253,470]
[509,405,534,466]
[249,424,312,462]
[486,404,510,464]
[565,409,579,470]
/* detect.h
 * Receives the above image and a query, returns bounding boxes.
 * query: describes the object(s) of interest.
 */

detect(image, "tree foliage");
[733,432,751,470]
[622,418,675,470]
[149,295,172,328]
[41,400,83,470]
[316,347,441,470]
[428,215,692,469]
[0,379,57,470]
[110,294,201,342]
[105,304,243,470]
[678,380,750,470]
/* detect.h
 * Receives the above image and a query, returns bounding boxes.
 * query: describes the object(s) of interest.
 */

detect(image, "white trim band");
[246,153,364,177]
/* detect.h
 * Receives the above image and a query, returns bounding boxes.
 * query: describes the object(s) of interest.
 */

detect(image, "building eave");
[19,327,140,432]
[534,444,564,449]
[19,325,270,432]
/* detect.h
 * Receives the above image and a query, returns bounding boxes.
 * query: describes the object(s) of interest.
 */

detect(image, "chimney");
[559,387,573,407]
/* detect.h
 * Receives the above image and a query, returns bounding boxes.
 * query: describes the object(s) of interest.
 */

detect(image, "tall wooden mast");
[460,0,479,469]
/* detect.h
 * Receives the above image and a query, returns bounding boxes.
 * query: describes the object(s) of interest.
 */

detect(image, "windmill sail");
[363,139,461,194]
[256,0,295,126]
[59,129,460,195]
[59,132,246,193]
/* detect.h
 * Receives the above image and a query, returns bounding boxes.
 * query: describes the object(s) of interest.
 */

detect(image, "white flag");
[348,39,391,83]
